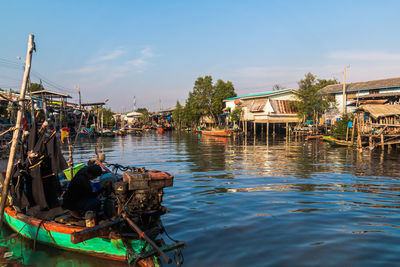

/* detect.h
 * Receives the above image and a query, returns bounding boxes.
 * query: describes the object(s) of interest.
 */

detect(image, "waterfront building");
[320,77,400,115]
[223,89,299,135]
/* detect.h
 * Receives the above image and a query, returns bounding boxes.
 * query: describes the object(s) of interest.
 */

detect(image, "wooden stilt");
[0,34,35,229]
[369,135,373,150]
[286,122,289,138]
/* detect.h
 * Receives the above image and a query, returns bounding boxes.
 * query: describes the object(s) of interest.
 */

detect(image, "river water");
[2,132,400,266]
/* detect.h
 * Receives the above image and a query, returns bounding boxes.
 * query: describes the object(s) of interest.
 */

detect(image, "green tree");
[230,106,242,123]
[136,108,150,123]
[172,101,184,129]
[102,107,115,127]
[333,114,356,140]
[183,76,237,126]
[211,79,236,124]
[295,72,338,121]
[30,82,45,92]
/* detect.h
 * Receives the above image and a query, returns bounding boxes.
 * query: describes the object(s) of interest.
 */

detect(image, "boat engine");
[108,170,173,225]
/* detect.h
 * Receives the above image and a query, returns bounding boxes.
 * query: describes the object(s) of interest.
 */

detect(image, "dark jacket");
[63,167,100,210]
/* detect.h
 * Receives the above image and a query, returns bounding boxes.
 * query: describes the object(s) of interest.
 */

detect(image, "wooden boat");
[3,206,183,266]
[305,135,323,141]
[0,126,184,265]
[115,129,126,136]
[201,130,232,137]
[321,136,366,147]
[0,36,184,265]
[101,129,115,137]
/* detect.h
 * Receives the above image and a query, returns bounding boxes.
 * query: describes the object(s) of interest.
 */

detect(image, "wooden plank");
[71,218,123,244]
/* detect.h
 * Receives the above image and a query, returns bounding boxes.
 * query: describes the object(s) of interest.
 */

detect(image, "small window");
[369,89,379,94]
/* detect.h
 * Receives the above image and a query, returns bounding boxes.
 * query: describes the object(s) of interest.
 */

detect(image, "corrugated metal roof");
[224,89,295,101]
[320,77,400,94]
[269,100,297,114]
[31,90,72,98]
[249,100,266,112]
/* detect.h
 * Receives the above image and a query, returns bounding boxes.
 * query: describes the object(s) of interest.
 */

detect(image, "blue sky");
[1,0,400,111]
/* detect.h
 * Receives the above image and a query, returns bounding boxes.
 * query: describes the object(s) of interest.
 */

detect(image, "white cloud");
[140,47,154,58]
[328,51,400,61]
[94,49,125,62]
[63,64,106,74]
[62,46,156,86]
[236,66,309,79]
[127,58,146,67]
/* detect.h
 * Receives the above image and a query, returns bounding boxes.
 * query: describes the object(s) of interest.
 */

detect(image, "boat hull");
[201,130,232,137]
[3,207,157,265]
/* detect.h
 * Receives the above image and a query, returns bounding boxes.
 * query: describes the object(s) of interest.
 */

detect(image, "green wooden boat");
[322,136,366,147]
[3,206,183,266]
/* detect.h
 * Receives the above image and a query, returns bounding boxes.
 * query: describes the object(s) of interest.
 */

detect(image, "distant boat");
[322,136,365,147]
[201,130,232,137]
[102,129,115,137]
[305,135,323,141]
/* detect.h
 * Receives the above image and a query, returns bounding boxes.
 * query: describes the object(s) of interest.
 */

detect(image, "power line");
[30,69,75,93]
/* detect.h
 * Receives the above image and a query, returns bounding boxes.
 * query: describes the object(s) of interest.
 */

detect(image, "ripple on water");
[3,133,400,266]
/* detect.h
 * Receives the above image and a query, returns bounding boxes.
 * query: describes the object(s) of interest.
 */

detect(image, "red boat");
[201,130,232,137]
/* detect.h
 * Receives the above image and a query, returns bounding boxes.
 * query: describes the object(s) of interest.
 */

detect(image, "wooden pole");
[351,117,356,143]
[342,66,347,114]
[67,136,73,179]
[122,212,172,264]
[286,122,289,138]
[369,135,373,150]
[244,120,247,138]
[0,34,34,228]
[27,77,35,124]
[253,121,256,137]
[101,107,104,135]
[73,88,84,146]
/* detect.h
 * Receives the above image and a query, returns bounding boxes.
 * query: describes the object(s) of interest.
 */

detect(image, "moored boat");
[201,129,232,137]
[102,129,115,137]
[321,136,366,146]
[1,122,184,266]
[3,206,183,266]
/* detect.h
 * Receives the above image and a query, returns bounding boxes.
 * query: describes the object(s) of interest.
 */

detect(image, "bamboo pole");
[351,117,356,143]
[101,107,104,135]
[0,34,35,228]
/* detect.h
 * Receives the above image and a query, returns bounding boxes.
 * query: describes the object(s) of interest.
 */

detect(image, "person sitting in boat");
[62,165,109,217]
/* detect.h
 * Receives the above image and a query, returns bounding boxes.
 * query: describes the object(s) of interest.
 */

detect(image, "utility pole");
[158,98,161,112]
[342,66,349,114]
[78,87,82,108]
[0,34,35,228]
[74,87,84,146]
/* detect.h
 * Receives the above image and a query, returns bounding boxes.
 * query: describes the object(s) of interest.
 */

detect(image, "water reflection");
[3,132,400,266]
